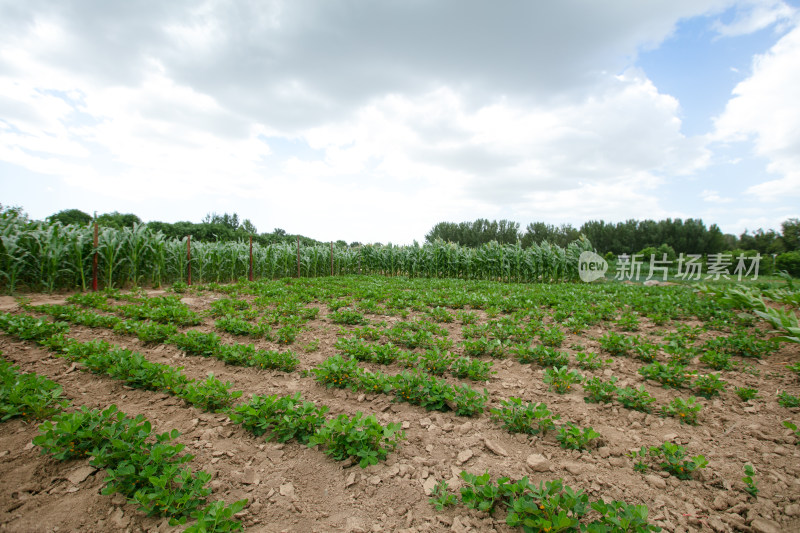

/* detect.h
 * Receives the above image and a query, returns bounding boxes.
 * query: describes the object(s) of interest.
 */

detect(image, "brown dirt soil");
[1,289,800,533]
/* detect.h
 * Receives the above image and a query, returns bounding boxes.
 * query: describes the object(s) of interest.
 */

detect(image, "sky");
[1,0,799,245]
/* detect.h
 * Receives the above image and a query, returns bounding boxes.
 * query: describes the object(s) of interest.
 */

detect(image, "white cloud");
[0,1,794,243]
[713,18,800,200]
[712,0,796,36]
[700,189,734,203]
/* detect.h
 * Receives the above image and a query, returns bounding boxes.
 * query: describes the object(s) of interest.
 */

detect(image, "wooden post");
[330,242,334,277]
[187,235,192,286]
[296,235,300,278]
[92,222,99,291]
[249,236,254,282]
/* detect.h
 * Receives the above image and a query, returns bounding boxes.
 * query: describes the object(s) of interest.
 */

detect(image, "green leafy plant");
[329,308,369,325]
[229,392,328,444]
[778,391,800,408]
[0,359,68,421]
[33,405,224,523]
[615,312,640,332]
[616,386,656,413]
[427,306,454,323]
[543,366,583,394]
[660,396,702,425]
[513,345,569,367]
[735,386,759,402]
[704,329,778,359]
[450,356,494,381]
[699,350,733,371]
[629,446,649,473]
[276,324,303,344]
[178,375,242,412]
[539,326,566,348]
[456,311,478,325]
[489,398,559,435]
[182,499,248,532]
[215,316,271,338]
[556,423,600,451]
[693,373,727,399]
[505,478,590,533]
[638,362,694,389]
[312,354,362,389]
[631,340,658,363]
[0,312,70,341]
[742,464,758,498]
[574,351,610,370]
[783,420,799,444]
[429,480,458,511]
[598,332,633,356]
[459,471,510,514]
[168,331,222,357]
[417,348,453,376]
[582,376,618,404]
[589,499,662,533]
[308,412,404,468]
[648,441,708,480]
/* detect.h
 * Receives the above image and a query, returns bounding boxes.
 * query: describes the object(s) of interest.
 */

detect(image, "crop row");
[35,405,246,531]
[0,356,245,532]
[335,337,495,381]
[0,312,407,470]
[430,472,661,532]
[313,354,488,416]
[0,312,242,412]
[0,355,68,421]
[29,304,301,372]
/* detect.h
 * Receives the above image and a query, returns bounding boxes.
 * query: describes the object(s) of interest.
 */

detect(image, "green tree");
[97,211,142,229]
[425,219,520,247]
[47,209,92,226]
[782,218,800,251]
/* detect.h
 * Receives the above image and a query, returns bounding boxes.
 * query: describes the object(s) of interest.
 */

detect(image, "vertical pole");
[296,235,300,278]
[92,222,99,291]
[249,236,254,282]
[187,235,192,286]
[330,241,334,277]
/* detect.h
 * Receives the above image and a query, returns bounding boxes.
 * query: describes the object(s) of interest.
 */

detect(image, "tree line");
[426,217,800,256]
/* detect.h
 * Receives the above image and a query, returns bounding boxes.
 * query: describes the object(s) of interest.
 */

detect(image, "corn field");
[0,213,594,293]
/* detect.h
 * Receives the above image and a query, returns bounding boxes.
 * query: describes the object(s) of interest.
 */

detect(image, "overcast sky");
[1,1,798,244]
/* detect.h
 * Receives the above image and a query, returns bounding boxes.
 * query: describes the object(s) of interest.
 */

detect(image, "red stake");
[92,222,98,291]
[187,235,192,286]
[249,235,254,282]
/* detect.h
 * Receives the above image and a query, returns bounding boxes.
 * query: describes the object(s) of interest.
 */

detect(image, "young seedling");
[784,421,800,444]
[742,464,758,498]
[734,386,759,402]
[429,480,457,511]
[629,446,649,473]
[778,391,800,408]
